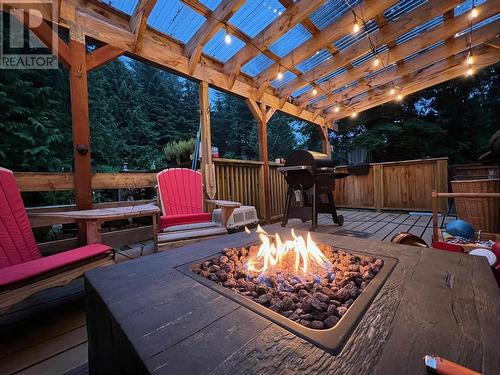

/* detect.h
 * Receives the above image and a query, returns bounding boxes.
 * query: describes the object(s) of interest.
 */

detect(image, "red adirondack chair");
[156,168,213,230]
[0,168,113,314]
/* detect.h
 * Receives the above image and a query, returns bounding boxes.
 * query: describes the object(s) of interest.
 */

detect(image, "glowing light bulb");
[353,21,360,33]
[334,106,340,113]
[470,6,478,18]
[389,88,396,95]
[312,88,318,96]
[396,94,403,101]
[467,55,474,65]
[224,30,232,44]
[373,57,380,67]
[277,71,284,80]
[466,68,474,76]
[351,112,358,118]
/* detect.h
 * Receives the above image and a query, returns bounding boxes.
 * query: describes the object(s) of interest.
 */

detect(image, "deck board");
[0,209,454,375]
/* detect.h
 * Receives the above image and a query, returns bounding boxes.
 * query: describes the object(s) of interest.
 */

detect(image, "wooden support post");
[373,164,384,212]
[317,126,331,157]
[435,158,449,214]
[69,28,92,244]
[246,99,273,223]
[199,81,216,199]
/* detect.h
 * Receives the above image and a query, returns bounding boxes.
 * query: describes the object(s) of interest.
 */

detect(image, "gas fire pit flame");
[246,225,332,275]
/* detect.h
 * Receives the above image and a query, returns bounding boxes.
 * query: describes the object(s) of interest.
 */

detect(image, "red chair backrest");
[0,168,41,268]
[432,241,464,253]
[157,168,205,216]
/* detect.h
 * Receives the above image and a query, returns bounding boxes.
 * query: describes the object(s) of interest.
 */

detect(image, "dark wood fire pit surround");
[85,229,500,375]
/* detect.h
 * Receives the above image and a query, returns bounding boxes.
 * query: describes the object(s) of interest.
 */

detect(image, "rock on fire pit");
[182,228,397,353]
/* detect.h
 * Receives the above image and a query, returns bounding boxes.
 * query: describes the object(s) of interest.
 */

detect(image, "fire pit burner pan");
[177,245,397,354]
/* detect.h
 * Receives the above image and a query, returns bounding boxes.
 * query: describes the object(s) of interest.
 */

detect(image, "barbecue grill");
[278,150,348,231]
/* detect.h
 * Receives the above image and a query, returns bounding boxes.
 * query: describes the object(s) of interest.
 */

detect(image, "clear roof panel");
[292,84,314,98]
[318,66,348,84]
[384,0,427,22]
[269,24,312,58]
[334,20,378,52]
[241,53,274,77]
[203,29,246,62]
[103,0,138,14]
[395,15,443,45]
[200,0,222,11]
[310,94,328,105]
[296,49,333,73]
[351,44,389,67]
[455,0,486,16]
[271,71,298,89]
[228,0,285,38]
[309,0,361,30]
[148,1,206,44]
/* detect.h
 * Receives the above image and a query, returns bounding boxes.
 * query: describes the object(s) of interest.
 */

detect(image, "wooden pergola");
[5,0,499,225]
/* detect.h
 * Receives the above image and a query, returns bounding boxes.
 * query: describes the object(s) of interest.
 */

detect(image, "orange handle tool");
[424,355,482,375]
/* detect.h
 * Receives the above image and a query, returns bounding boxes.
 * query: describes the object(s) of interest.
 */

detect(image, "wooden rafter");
[326,44,500,121]
[304,0,499,109]
[222,0,326,83]
[57,0,329,128]
[86,45,124,72]
[184,0,245,74]
[255,0,398,87]
[282,0,462,100]
[321,22,499,113]
[130,0,157,50]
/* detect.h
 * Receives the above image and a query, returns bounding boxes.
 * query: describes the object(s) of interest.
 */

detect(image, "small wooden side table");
[205,199,241,226]
[30,204,161,252]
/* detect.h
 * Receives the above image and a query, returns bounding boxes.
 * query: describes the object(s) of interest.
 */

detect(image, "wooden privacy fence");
[334,157,449,213]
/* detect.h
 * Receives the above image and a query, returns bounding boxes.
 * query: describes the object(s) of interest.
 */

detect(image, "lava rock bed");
[192,244,384,330]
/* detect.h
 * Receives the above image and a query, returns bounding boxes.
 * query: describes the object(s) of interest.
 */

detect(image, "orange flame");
[246,225,331,275]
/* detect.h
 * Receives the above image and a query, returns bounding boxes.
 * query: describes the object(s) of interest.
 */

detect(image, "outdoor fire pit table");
[85,228,500,375]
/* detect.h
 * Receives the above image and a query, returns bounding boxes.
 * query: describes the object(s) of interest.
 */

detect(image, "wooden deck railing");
[14,156,449,252]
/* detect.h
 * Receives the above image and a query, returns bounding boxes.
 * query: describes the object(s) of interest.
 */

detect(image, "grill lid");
[285,150,335,170]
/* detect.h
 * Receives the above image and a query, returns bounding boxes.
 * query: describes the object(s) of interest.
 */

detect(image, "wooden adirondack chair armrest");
[204,199,241,208]
[205,200,241,226]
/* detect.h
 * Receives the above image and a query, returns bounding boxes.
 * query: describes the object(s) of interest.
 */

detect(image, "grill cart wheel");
[337,215,344,226]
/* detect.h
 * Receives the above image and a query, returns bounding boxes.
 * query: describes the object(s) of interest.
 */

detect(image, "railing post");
[373,164,383,212]
[435,158,449,214]
[69,27,92,244]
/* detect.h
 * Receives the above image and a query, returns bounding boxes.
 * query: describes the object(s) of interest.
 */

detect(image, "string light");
[334,105,340,113]
[351,111,358,118]
[467,55,474,65]
[373,57,380,67]
[466,67,474,76]
[312,87,318,96]
[389,88,396,95]
[276,70,284,80]
[470,6,478,19]
[396,93,403,101]
[353,19,361,33]
[224,28,232,44]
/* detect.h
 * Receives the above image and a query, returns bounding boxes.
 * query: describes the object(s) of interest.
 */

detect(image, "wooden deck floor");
[0,209,454,375]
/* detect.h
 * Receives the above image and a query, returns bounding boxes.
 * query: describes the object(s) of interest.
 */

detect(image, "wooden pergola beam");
[255,0,398,87]
[283,0,462,100]
[56,0,329,128]
[129,0,157,50]
[305,0,499,109]
[86,45,124,72]
[223,0,326,82]
[326,44,500,121]
[321,23,499,112]
[184,0,245,75]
